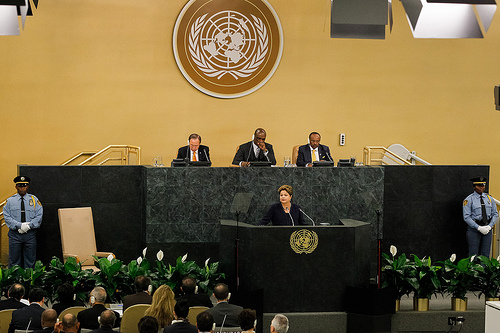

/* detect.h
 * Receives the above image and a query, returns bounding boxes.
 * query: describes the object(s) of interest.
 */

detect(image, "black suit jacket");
[0,298,27,311]
[32,326,55,333]
[9,303,45,333]
[232,141,276,165]
[52,300,85,315]
[163,321,198,333]
[77,304,121,329]
[175,293,212,308]
[122,292,152,312]
[89,326,115,333]
[177,145,210,162]
[205,302,243,327]
[296,144,332,167]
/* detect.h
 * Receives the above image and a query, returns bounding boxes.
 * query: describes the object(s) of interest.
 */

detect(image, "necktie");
[193,151,197,162]
[312,149,317,162]
[480,195,488,225]
[20,197,26,222]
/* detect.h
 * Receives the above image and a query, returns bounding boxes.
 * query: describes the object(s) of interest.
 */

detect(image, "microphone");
[220,312,228,333]
[325,151,333,162]
[285,207,295,226]
[26,317,32,333]
[187,146,190,161]
[203,149,210,162]
[300,208,316,226]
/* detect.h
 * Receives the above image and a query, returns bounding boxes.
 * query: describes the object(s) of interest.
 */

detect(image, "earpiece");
[308,136,310,144]
[73,294,76,301]
[97,316,101,324]
[148,285,153,294]
[227,292,231,301]
[187,139,189,145]
[254,319,257,328]
[195,286,198,294]
[90,296,95,304]
[252,134,255,140]
[212,323,216,331]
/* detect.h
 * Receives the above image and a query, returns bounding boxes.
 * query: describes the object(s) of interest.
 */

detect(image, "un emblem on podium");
[290,229,318,254]
[173,0,283,98]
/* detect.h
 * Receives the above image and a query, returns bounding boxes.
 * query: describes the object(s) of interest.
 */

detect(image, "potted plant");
[381,245,414,311]
[476,255,500,301]
[438,254,482,311]
[409,254,441,311]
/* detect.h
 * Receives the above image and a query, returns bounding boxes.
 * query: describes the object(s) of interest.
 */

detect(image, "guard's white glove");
[17,228,26,234]
[486,225,492,232]
[478,226,490,235]
[20,222,30,233]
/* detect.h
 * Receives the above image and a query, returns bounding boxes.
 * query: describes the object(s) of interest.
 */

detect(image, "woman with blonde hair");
[144,285,176,328]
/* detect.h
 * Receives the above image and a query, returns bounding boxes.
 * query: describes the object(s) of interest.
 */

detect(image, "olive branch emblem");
[188,13,268,80]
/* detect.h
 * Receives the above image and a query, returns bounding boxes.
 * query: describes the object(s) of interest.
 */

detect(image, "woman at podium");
[258,185,306,226]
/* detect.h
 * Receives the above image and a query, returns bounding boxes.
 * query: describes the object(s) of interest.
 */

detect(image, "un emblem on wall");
[173,0,283,98]
[290,229,319,254]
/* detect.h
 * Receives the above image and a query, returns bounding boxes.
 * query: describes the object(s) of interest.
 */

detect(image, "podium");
[219,219,371,312]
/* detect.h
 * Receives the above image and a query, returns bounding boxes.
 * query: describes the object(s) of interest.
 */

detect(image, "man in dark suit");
[205,283,243,327]
[0,283,27,310]
[54,313,79,333]
[88,310,116,333]
[164,300,197,333]
[177,133,211,162]
[32,309,58,333]
[9,288,45,333]
[296,132,332,167]
[176,276,212,308]
[77,287,120,330]
[232,128,276,167]
[123,276,153,312]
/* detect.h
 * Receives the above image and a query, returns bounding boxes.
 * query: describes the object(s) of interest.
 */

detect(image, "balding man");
[9,288,45,333]
[123,276,152,312]
[33,309,58,333]
[0,283,27,310]
[205,283,243,327]
[89,310,117,333]
[77,287,120,329]
[54,313,80,333]
[232,128,276,167]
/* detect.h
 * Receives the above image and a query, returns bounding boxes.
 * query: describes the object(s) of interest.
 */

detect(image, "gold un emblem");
[173,0,284,98]
[290,229,318,254]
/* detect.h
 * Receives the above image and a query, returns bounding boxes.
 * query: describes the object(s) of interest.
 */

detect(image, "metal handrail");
[363,146,413,166]
[61,151,97,165]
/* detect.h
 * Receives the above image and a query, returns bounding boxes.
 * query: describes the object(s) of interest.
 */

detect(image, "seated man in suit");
[232,128,276,167]
[296,132,332,167]
[123,276,153,312]
[77,287,120,330]
[0,283,27,310]
[176,276,212,308]
[88,310,116,333]
[164,299,197,333]
[177,133,211,162]
[54,313,79,333]
[33,309,58,333]
[9,287,46,333]
[196,311,214,333]
[205,283,243,327]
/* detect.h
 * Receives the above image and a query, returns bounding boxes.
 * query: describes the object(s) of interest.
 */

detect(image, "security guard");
[463,176,498,257]
[3,176,43,268]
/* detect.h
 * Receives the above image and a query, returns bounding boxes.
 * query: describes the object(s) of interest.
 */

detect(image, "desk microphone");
[299,208,316,226]
[326,152,333,162]
[203,149,210,162]
[220,312,228,333]
[285,207,295,226]
[26,317,32,333]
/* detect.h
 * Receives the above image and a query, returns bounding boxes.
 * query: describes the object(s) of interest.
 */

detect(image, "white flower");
[205,258,210,267]
[471,255,476,262]
[390,245,397,257]
[137,256,143,265]
[107,254,114,263]
[450,254,456,263]
[143,247,147,258]
[181,253,188,263]
[157,250,164,261]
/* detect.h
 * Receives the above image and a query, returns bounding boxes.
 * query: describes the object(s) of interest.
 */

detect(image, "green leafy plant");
[409,254,441,299]
[195,258,225,295]
[476,255,500,299]
[438,254,482,301]
[91,255,128,303]
[381,245,414,300]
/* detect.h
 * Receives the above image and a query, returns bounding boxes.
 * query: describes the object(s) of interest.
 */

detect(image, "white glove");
[486,225,492,232]
[478,226,490,235]
[17,228,26,234]
[20,222,30,233]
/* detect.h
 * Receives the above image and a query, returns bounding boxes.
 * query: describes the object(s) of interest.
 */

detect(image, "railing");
[0,145,141,227]
[363,146,413,166]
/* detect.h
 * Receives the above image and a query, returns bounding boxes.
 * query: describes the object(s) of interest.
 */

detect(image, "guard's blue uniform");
[3,193,43,268]
[463,191,498,257]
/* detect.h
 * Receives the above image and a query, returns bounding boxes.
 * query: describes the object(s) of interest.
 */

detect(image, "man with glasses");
[463,176,498,257]
[3,176,43,268]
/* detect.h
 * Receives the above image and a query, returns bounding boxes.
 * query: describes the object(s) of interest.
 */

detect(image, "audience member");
[238,309,256,333]
[196,311,214,333]
[33,309,58,333]
[52,283,84,315]
[9,287,45,333]
[77,287,120,329]
[0,283,27,310]
[123,276,153,312]
[176,276,212,308]
[144,285,175,328]
[205,283,243,327]
[89,309,117,333]
[54,313,79,333]
[270,314,289,333]
[163,299,197,333]
[138,316,159,333]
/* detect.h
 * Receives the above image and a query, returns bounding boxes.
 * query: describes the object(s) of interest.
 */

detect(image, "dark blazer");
[205,302,243,327]
[177,145,210,162]
[32,327,55,333]
[9,303,45,333]
[232,141,276,165]
[163,320,198,333]
[0,298,27,311]
[175,293,212,308]
[296,144,332,167]
[77,304,121,329]
[122,292,152,312]
[89,326,116,333]
[52,300,85,315]
[259,203,307,226]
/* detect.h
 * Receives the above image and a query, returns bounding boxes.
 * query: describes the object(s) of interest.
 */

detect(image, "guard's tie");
[480,195,488,225]
[20,197,26,222]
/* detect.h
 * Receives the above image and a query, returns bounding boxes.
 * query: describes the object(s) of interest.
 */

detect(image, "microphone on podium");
[299,208,316,226]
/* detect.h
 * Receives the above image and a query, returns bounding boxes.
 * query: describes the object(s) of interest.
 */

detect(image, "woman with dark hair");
[258,185,307,226]
[238,309,256,333]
